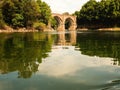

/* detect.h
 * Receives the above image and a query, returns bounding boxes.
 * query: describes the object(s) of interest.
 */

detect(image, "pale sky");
[42,0,101,14]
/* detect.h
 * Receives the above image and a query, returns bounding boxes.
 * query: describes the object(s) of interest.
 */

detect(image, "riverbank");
[98,27,120,31]
[0,28,54,33]
[77,27,120,31]
[0,29,39,33]
[0,27,120,33]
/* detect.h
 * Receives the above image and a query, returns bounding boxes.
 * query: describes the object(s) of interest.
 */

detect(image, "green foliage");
[0,9,5,29]
[12,14,24,28]
[51,17,58,29]
[75,0,120,28]
[2,0,14,25]
[0,1,5,29]
[0,0,52,29]
[33,22,46,31]
[37,0,52,25]
[23,0,41,27]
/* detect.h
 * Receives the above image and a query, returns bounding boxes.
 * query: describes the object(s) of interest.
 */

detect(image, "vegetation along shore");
[74,0,120,30]
[0,0,52,32]
[0,0,120,32]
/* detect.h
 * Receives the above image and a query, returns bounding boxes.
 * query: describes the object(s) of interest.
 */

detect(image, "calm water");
[0,31,120,90]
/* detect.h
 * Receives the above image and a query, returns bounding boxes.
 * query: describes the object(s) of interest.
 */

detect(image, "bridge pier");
[69,23,77,31]
[58,24,65,31]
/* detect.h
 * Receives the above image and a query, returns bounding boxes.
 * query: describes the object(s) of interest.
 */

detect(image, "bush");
[33,22,46,31]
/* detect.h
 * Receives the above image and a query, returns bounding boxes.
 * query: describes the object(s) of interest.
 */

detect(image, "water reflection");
[55,31,76,46]
[0,33,53,78]
[76,32,120,66]
[0,31,120,90]
[0,31,120,79]
[0,31,77,79]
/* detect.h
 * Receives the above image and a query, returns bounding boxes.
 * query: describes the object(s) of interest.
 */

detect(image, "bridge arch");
[53,16,63,24]
[65,17,74,30]
[53,16,63,30]
[52,13,77,31]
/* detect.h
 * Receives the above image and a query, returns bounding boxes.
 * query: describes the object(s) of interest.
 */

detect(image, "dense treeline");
[0,0,51,30]
[74,0,120,29]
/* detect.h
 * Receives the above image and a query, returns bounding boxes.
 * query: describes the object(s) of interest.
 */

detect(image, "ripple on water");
[98,79,120,90]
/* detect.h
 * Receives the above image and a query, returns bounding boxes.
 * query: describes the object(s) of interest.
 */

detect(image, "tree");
[51,17,57,29]
[2,0,25,28]
[0,1,5,29]
[37,0,52,25]
[2,0,14,25]
[0,0,52,29]
[77,0,98,28]
[23,0,40,28]
[75,0,120,28]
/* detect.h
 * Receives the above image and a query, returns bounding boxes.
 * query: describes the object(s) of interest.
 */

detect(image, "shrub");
[33,22,46,31]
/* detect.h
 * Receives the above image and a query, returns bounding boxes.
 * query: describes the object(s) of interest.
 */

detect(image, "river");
[0,31,120,90]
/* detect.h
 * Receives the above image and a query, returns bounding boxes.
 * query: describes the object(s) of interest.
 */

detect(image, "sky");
[42,0,101,14]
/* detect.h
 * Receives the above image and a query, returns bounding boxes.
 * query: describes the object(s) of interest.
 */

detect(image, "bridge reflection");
[55,31,76,46]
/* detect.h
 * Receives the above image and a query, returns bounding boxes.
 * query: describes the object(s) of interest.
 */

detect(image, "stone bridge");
[52,13,77,31]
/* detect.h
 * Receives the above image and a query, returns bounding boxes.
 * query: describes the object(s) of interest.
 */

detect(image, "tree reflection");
[76,32,120,66]
[0,33,53,78]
